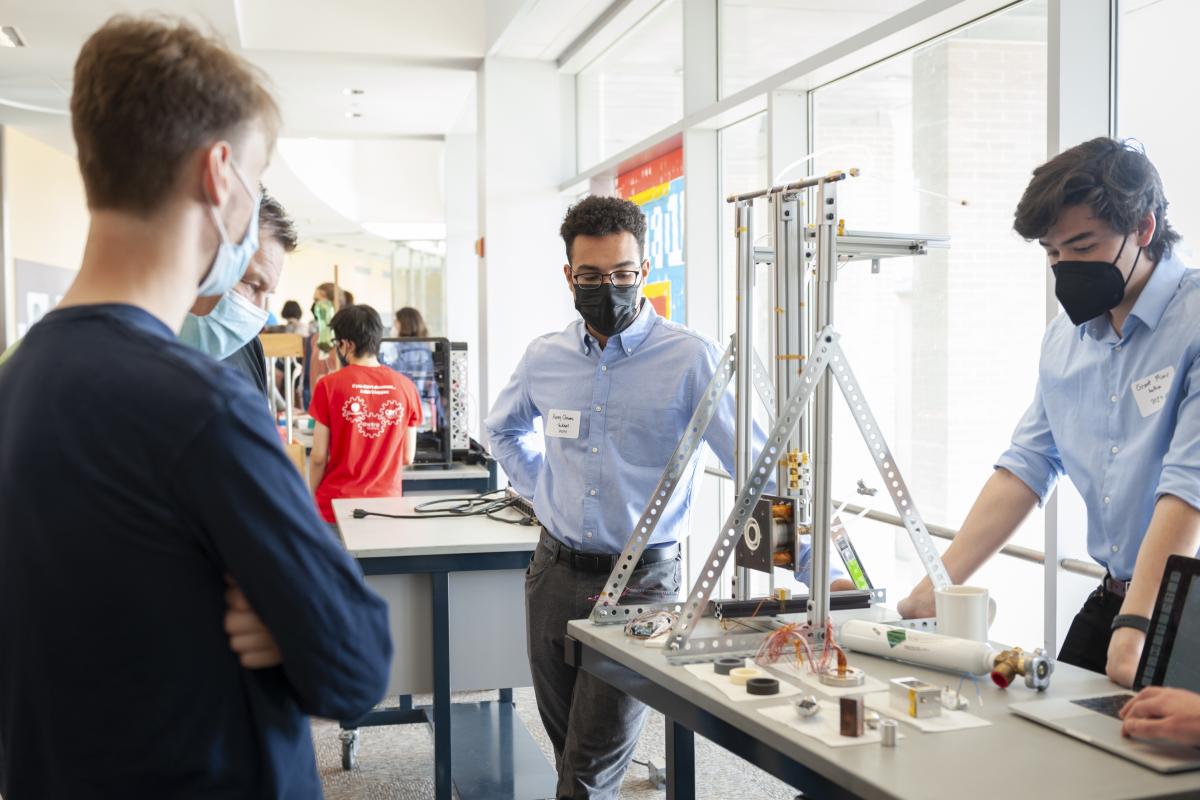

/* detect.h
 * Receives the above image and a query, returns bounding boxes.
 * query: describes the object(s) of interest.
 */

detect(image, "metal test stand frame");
[589,169,952,661]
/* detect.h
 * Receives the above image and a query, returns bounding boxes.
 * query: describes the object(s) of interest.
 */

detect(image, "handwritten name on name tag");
[546,409,581,439]
[1132,367,1175,418]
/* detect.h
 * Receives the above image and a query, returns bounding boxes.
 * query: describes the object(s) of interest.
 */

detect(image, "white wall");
[270,242,394,322]
[445,91,482,437]
[5,127,88,274]
[477,57,576,441]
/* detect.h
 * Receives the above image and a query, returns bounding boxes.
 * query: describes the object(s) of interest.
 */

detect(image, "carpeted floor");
[314,687,799,800]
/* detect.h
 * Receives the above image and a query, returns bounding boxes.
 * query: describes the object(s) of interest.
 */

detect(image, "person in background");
[394,306,428,338]
[898,138,1200,687]
[280,299,306,333]
[302,281,353,407]
[382,305,441,431]
[0,16,390,799]
[485,196,852,799]
[309,304,422,528]
[179,191,298,400]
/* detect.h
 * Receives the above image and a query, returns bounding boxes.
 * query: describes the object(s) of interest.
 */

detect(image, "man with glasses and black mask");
[486,196,852,799]
[898,137,1200,688]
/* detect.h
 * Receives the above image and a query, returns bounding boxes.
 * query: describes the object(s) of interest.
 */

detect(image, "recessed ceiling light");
[0,26,26,48]
[343,88,365,96]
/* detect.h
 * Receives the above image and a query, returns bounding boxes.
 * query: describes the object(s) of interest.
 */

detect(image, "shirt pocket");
[618,407,686,469]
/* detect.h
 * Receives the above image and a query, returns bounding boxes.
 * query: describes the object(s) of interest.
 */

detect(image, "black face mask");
[574,284,641,337]
[1051,235,1141,326]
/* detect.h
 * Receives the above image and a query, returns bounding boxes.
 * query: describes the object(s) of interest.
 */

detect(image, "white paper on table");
[683,663,804,702]
[762,661,888,697]
[758,701,904,748]
[863,692,991,732]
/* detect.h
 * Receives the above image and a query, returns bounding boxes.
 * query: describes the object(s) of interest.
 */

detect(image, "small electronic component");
[880,718,898,747]
[839,696,864,737]
[729,667,761,686]
[890,677,942,719]
[746,677,780,696]
[795,695,821,718]
[713,657,745,675]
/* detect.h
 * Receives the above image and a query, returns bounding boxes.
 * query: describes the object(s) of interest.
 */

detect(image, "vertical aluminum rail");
[734,201,755,601]
[773,194,809,509]
[807,178,838,642]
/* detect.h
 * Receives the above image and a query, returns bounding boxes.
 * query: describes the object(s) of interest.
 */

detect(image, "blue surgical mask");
[179,289,269,360]
[197,158,262,298]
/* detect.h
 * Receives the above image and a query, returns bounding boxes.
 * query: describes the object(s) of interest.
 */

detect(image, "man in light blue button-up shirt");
[899,138,1200,687]
[487,197,850,798]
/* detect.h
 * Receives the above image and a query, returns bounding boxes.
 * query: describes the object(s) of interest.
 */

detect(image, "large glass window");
[719,0,924,97]
[1117,0,1199,265]
[577,1,683,170]
[811,0,1049,645]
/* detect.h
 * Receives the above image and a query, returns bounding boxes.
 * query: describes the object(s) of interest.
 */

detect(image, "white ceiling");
[0,0,615,251]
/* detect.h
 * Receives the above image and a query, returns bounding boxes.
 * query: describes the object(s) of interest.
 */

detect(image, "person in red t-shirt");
[308,304,422,523]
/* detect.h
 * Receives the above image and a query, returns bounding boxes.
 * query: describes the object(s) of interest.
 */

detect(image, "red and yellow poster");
[618,148,685,323]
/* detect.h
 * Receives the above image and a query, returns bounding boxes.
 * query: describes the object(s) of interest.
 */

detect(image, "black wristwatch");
[1111,614,1151,634]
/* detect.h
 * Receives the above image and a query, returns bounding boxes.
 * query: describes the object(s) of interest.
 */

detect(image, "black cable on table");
[352,489,536,525]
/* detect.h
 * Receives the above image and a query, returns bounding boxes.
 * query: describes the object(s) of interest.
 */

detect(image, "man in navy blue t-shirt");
[0,17,391,799]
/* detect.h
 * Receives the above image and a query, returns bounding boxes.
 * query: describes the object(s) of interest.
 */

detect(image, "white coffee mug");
[935,585,997,642]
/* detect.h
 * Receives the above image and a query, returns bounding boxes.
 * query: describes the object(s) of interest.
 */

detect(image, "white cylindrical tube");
[839,619,996,675]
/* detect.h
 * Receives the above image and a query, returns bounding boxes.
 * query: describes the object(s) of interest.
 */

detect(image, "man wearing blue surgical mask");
[180,191,298,398]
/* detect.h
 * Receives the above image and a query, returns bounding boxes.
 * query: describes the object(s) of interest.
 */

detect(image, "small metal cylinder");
[880,718,898,747]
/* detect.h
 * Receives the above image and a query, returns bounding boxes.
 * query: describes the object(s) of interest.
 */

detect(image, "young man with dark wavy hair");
[899,137,1198,687]
[486,195,852,798]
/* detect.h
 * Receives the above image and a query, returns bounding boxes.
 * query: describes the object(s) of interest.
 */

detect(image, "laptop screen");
[1138,556,1200,691]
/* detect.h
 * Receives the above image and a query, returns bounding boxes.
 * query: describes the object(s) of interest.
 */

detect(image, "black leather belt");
[1102,573,1131,598]
[542,529,678,574]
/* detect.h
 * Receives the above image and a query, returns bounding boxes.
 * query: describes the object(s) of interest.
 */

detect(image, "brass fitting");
[990,647,1054,691]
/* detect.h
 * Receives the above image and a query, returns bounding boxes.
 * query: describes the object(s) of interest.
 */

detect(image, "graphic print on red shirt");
[309,364,422,522]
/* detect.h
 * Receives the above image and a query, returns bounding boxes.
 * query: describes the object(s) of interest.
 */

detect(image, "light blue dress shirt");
[486,302,833,587]
[996,254,1200,580]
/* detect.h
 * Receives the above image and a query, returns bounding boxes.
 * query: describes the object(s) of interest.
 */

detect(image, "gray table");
[335,497,555,800]
[566,613,1200,800]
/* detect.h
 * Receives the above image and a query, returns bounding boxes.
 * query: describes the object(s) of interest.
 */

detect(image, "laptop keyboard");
[1071,693,1136,719]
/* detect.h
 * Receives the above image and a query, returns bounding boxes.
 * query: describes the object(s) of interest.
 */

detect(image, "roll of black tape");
[713,657,745,675]
[746,677,780,696]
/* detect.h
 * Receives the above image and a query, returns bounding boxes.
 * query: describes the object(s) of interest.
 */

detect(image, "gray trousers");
[525,531,682,800]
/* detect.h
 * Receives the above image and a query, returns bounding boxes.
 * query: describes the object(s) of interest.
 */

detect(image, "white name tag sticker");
[1132,366,1175,418]
[546,409,581,439]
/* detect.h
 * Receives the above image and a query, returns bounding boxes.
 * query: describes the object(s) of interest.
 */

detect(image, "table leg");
[399,694,413,712]
[499,687,513,704]
[432,571,452,800]
[665,716,695,800]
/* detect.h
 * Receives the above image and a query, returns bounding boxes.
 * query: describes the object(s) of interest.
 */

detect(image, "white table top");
[333,497,540,559]
[567,613,1200,800]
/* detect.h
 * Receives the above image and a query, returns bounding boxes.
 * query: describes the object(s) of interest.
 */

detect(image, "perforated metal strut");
[828,346,950,590]
[664,328,952,657]
[589,337,738,623]
[664,331,839,652]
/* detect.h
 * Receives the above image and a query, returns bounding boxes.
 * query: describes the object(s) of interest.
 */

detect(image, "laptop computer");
[1011,554,1200,772]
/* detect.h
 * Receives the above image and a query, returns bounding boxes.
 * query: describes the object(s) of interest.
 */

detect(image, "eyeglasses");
[571,270,641,289]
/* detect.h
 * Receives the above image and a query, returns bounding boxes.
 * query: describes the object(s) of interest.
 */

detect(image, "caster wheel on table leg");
[339,729,360,771]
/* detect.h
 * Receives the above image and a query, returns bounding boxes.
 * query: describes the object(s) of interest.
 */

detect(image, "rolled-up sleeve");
[1157,353,1200,511]
[484,348,545,498]
[994,376,1064,506]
